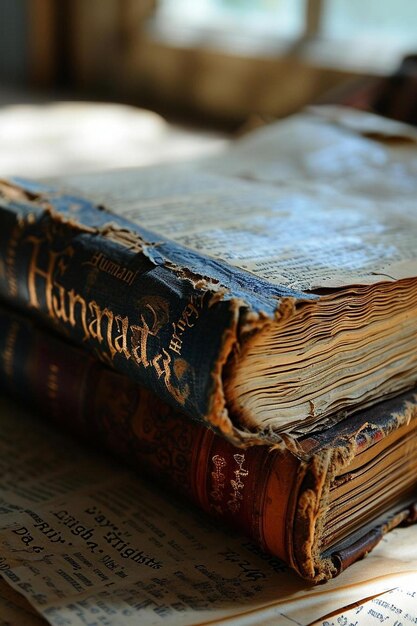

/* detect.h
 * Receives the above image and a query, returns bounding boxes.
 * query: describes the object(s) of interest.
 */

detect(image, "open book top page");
[50,105,417,291]
[1,106,417,443]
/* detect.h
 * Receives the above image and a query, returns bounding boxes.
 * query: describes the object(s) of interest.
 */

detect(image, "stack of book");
[1,105,417,582]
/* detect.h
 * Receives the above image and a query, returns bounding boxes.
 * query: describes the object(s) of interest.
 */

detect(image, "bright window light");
[322,0,417,46]
[156,0,305,38]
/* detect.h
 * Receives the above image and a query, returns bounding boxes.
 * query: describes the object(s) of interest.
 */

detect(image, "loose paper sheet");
[0,396,416,626]
[310,585,417,626]
[55,107,417,292]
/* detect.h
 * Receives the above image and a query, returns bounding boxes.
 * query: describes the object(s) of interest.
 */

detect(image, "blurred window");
[157,0,305,38]
[154,0,417,54]
[143,0,417,121]
[323,0,417,46]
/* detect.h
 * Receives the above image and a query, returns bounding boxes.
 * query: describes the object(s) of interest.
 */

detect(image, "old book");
[1,306,417,583]
[1,106,417,446]
[1,394,416,626]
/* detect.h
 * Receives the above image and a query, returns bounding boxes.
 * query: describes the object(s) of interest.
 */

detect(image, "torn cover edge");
[292,394,417,581]
[0,178,313,452]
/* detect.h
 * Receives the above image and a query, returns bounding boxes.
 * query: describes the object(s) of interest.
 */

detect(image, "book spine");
[0,180,245,441]
[0,308,304,575]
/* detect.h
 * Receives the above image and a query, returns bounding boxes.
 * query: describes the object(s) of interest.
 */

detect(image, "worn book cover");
[1,106,417,448]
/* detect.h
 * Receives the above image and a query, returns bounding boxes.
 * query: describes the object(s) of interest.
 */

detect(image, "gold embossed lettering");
[152,349,189,405]
[211,455,226,503]
[88,302,116,358]
[52,284,69,322]
[130,318,151,368]
[84,252,138,286]
[26,235,57,317]
[227,454,248,513]
[68,289,90,341]
[114,315,131,359]
[25,234,193,404]
[168,295,204,357]
[169,325,182,355]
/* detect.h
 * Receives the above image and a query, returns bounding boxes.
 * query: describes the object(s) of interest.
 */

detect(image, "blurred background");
[0,0,416,177]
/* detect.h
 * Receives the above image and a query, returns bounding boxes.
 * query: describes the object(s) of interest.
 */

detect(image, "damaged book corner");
[1,105,417,583]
